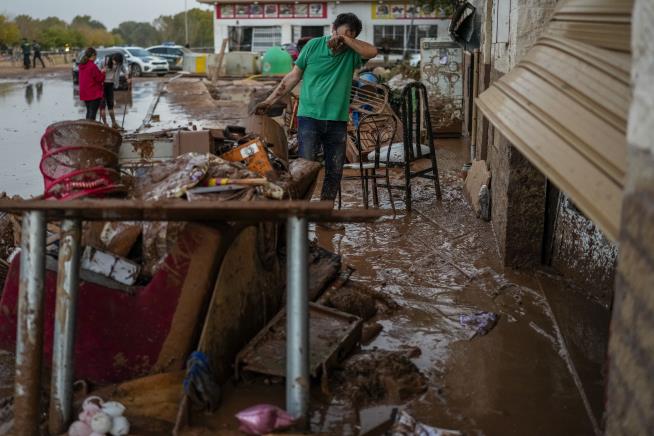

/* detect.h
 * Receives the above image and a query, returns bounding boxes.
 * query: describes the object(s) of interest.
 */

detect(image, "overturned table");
[0,198,382,435]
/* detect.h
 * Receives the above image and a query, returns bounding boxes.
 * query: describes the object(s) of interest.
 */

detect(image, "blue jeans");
[297,116,347,201]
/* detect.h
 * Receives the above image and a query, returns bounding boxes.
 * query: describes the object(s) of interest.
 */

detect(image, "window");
[251,27,282,52]
[410,25,438,50]
[374,25,405,52]
[229,27,253,51]
[373,24,438,53]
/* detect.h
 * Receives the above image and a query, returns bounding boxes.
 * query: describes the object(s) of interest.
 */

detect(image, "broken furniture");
[379,82,442,211]
[339,113,398,214]
[235,303,362,379]
[350,78,390,116]
[40,121,125,200]
[0,198,381,434]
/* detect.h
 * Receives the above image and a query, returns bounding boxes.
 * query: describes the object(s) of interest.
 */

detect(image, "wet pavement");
[0,75,187,198]
[0,70,609,435]
[309,140,606,435]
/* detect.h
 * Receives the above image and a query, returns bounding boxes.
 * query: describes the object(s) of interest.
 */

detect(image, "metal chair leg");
[363,169,370,209]
[371,168,379,208]
[429,146,442,200]
[404,162,412,212]
[386,167,396,216]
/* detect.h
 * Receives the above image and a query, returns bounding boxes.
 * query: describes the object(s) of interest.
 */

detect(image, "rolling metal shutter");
[476,0,633,240]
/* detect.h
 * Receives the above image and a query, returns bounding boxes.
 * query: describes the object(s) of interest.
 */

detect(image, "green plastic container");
[261,47,293,76]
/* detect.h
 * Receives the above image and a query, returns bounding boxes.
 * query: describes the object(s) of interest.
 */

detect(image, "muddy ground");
[188,139,609,435]
[0,68,609,435]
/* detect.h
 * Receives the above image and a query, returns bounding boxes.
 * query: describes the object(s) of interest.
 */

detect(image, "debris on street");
[334,350,428,406]
[235,404,294,435]
[459,311,500,339]
[388,409,461,436]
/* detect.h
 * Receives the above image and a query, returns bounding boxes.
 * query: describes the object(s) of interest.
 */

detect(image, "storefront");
[198,0,451,53]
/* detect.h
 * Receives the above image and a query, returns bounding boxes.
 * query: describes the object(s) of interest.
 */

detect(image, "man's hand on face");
[328,32,346,53]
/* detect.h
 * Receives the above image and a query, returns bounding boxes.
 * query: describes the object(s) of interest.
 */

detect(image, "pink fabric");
[79,61,105,101]
[235,404,295,435]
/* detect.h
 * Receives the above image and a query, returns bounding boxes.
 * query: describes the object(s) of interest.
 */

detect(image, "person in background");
[32,40,45,68]
[100,53,130,129]
[255,13,377,202]
[20,38,31,70]
[78,47,105,121]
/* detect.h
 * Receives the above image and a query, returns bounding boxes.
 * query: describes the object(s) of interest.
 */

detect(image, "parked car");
[121,47,169,77]
[146,45,192,71]
[72,48,129,90]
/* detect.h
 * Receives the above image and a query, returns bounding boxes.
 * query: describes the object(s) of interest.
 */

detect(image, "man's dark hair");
[333,13,362,37]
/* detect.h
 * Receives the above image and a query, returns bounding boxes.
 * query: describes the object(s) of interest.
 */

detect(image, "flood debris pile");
[333,350,428,406]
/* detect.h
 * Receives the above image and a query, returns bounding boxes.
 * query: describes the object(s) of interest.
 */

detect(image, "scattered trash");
[459,311,499,338]
[235,404,294,435]
[81,246,141,286]
[463,160,492,218]
[387,74,416,91]
[40,121,125,200]
[388,409,462,436]
[325,287,378,319]
[361,321,383,344]
[479,184,491,221]
[236,303,362,379]
[335,350,427,406]
[68,396,130,436]
[183,351,222,412]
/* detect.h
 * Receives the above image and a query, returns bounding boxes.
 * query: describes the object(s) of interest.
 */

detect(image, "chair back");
[355,113,397,164]
[400,82,435,162]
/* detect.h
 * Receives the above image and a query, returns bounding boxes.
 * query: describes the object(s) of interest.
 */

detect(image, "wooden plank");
[0,199,382,222]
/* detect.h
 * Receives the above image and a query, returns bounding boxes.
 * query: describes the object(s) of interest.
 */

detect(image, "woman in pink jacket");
[78,47,106,121]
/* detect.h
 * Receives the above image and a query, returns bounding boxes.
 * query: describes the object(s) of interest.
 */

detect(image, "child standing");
[100,53,130,129]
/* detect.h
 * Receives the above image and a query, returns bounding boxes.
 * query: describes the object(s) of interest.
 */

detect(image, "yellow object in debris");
[208,178,230,187]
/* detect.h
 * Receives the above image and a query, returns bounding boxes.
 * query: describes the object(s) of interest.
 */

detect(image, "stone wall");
[488,131,546,267]
[550,196,618,307]
[606,0,654,432]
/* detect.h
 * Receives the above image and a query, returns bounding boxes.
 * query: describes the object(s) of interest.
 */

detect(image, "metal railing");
[0,198,380,433]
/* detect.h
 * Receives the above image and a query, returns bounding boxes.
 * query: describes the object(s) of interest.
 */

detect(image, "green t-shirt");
[295,36,362,122]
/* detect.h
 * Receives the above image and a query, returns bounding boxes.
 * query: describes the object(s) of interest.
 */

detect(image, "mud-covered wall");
[550,196,618,306]
[488,130,546,267]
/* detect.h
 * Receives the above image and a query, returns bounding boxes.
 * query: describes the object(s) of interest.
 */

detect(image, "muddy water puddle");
[307,141,599,435]
[0,77,178,197]
[192,140,603,435]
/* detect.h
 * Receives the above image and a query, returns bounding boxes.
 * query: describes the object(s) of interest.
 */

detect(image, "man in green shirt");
[255,13,377,201]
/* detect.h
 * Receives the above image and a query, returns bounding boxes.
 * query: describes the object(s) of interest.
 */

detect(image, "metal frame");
[0,199,380,432]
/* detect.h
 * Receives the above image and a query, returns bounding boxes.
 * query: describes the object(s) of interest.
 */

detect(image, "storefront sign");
[217,2,327,19]
[371,2,446,19]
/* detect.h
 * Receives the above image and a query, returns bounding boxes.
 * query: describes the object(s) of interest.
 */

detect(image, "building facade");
[198,0,451,53]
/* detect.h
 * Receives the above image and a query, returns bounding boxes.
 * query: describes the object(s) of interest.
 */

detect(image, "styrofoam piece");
[81,246,141,286]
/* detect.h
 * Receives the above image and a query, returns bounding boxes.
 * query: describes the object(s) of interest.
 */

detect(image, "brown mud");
[186,138,608,435]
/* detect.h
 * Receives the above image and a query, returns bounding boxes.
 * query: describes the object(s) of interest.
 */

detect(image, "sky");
[1,0,213,30]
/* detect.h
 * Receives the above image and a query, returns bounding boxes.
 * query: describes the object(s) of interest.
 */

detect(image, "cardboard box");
[173,130,212,156]
[244,115,288,162]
